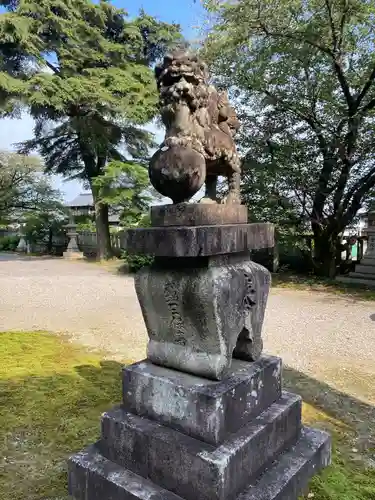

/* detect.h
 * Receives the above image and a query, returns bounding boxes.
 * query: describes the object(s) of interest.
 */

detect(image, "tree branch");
[257,20,354,110]
[337,0,349,51]
[359,97,375,115]
[44,60,60,76]
[324,0,338,52]
[355,66,375,108]
[340,169,375,229]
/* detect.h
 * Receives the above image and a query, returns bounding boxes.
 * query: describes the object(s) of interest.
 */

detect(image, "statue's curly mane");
[149,51,241,205]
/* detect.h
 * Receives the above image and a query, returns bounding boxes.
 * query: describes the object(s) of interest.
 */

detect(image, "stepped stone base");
[68,357,331,500]
[122,357,281,444]
[351,264,375,275]
[69,427,330,500]
[100,392,301,500]
[337,258,375,287]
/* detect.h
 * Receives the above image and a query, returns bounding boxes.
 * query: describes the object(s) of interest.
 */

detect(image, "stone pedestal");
[68,203,330,500]
[337,210,375,286]
[63,221,84,260]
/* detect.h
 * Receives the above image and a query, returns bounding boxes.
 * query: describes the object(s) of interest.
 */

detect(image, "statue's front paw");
[200,197,218,204]
[225,193,241,204]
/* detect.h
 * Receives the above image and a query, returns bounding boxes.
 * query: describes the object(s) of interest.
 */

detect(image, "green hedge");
[121,251,154,273]
[0,235,20,251]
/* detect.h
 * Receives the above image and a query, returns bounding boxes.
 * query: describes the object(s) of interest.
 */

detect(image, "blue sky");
[119,0,204,39]
[0,0,205,201]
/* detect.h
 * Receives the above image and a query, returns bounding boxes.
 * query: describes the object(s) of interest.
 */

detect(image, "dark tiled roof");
[66,193,93,207]
[66,193,120,223]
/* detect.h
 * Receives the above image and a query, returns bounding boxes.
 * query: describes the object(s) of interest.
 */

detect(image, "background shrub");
[0,235,20,251]
[121,251,154,273]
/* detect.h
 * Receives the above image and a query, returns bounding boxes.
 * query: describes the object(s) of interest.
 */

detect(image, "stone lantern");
[63,216,84,260]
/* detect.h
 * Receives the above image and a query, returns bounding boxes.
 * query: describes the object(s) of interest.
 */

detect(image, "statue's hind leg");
[226,170,241,204]
[200,174,218,204]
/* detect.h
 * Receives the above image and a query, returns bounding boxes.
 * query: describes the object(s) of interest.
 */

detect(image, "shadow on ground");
[272,272,375,301]
[284,367,375,449]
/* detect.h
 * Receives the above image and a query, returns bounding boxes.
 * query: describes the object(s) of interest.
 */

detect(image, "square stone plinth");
[150,204,248,227]
[100,393,301,500]
[122,356,282,445]
[122,223,275,257]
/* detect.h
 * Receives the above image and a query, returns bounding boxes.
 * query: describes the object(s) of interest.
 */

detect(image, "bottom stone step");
[239,427,331,500]
[68,444,183,500]
[336,275,375,287]
[68,427,330,500]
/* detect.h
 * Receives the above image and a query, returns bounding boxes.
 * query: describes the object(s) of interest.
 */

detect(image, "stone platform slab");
[100,392,301,500]
[336,275,375,287]
[123,223,275,257]
[150,204,248,227]
[122,356,282,445]
[68,427,330,500]
[351,264,375,274]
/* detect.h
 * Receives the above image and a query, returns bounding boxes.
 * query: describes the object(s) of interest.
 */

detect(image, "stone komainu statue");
[149,51,241,204]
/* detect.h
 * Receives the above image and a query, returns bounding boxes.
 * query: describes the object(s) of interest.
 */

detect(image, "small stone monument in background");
[16,222,27,253]
[337,209,375,286]
[63,216,84,260]
[68,51,330,500]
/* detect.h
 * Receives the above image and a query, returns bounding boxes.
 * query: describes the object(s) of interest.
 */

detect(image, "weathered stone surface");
[123,223,275,257]
[238,427,331,500]
[122,356,282,445]
[68,444,183,500]
[68,426,330,500]
[149,51,241,205]
[100,392,301,500]
[336,275,375,287]
[150,203,248,227]
[135,255,271,379]
[350,264,375,274]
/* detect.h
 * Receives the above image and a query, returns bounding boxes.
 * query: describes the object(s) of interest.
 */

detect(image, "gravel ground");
[1,253,375,402]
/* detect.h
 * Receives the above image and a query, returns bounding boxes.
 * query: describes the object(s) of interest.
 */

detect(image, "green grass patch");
[0,331,126,500]
[272,272,375,301]
[284,368,375,499]
[0,331,374,499]
[301,405,375,500]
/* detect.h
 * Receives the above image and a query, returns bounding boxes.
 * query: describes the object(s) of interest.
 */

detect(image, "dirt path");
[1,253,375,404]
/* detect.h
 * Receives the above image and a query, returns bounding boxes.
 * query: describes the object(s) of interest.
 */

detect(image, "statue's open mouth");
[159,72,200,87]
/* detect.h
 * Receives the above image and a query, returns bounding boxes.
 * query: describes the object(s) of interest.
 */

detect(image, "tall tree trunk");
[91,183,112,260]
[80,141,112,260]
[312,230,340,278]
[47,227,53,254]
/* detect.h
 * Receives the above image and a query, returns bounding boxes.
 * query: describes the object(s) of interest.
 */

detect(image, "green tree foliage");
[24,209,67,253]
[204,0,375,276]
[0,150,62,224]
[0,0,181,259]
[92,160,152,227]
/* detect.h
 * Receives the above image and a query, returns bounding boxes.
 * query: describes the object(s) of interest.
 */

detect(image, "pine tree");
[0,0,181,258]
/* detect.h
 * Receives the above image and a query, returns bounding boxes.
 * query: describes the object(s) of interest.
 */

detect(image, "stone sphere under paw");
[149,145,206,204]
